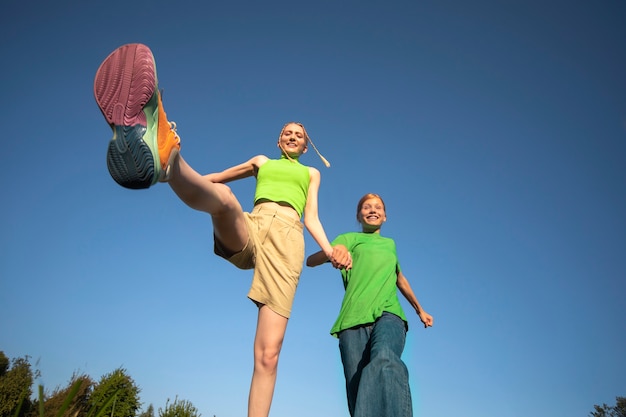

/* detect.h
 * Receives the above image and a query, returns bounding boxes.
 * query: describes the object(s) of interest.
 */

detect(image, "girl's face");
[278,123,308,157]
[358,197,386,233]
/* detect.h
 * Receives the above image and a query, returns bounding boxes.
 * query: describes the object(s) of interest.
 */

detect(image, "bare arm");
[303,167,332,256]
[203,155,269,183]
[306,250,328,267]
[307,244,350,268]
[397,270,433,328]
[303,168,351,269]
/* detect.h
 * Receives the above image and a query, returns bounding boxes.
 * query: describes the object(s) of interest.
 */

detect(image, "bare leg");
[167,154,248,253]
[169,155,289,416]
[248,305,288,417]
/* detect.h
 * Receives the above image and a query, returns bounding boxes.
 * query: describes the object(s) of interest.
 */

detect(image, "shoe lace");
[168,121,180,141]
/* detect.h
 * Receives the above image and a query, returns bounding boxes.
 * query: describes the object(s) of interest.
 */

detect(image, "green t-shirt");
[254,155,310,217]
[329,232,408,337]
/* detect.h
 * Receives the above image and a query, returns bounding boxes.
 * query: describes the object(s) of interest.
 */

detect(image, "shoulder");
[307,166,320,179]
[381,235,396,243]
[251,155,270,168]
[382,236,399,253]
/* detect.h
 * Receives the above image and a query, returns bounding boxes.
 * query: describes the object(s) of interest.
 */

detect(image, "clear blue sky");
[2,1,625,416]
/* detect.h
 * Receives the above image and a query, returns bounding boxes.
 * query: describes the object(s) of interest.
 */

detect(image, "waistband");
[252,201,303,227]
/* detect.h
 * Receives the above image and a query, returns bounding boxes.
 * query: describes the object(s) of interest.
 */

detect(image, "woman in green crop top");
[165,122,351,417]
[307,193,433,417]
[93,45,348,417]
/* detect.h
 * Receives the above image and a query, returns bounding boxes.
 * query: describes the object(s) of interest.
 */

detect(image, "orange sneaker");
[94,43,180,189]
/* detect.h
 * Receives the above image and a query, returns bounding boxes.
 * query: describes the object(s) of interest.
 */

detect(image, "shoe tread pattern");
[94,44,158,189]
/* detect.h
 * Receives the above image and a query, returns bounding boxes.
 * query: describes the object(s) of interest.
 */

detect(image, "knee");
[370,348,406,373]
[255,346,281,373]
[211,184,239,215]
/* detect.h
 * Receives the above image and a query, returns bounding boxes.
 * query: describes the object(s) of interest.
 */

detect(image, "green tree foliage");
[36,373,94,417]
[0,352,9,376]
[158,397,201,417]
[0,352,203,417]
[89,368,140,417]
[138,404,155,417]
[0,352,35,417]
[590,397,626,417]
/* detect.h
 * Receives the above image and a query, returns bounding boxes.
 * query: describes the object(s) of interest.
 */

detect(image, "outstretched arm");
[397,270,433,328]
[203,155,269,183]
[307,244,350,268]
[303,168,351,269]
[306,250,328,267]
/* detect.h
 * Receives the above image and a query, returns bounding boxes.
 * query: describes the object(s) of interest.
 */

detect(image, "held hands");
[418,310,434,328]
[329,245,352,270]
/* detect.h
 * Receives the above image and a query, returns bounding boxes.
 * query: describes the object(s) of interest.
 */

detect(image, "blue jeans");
[338,312,412,417]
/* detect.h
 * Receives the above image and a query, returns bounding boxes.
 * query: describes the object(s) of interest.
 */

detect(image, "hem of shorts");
[247,294,290,319]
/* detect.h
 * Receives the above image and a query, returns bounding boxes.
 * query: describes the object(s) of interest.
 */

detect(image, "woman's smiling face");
[358,197,386,232]
[277,123,308,157]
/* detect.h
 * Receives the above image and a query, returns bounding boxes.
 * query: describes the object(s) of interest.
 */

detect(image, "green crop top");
[254,155,310,217]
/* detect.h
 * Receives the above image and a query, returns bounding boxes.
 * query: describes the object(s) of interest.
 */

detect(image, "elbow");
[302,216,312,230]
[303,211,319,227]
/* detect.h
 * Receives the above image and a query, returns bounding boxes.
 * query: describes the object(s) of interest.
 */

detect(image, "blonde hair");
[278,122,330,168]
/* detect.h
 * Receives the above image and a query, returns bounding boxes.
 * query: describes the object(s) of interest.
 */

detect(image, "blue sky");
[1,1,625,416]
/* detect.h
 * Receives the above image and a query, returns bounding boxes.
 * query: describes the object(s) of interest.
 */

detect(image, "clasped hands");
[329,244,352,270]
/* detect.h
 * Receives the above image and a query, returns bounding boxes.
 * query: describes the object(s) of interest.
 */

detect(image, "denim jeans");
[338,312,412,417]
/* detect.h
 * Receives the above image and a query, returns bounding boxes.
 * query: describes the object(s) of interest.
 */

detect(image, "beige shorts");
[214,202,305,318]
